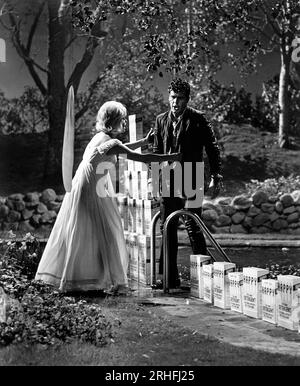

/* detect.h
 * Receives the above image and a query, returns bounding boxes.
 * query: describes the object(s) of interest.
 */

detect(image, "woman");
[35,101,180,294]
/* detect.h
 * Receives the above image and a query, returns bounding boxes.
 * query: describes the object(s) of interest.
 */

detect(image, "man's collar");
[169,107,187,122]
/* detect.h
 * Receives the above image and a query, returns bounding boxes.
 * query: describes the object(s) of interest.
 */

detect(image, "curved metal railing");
[150,209,231,292]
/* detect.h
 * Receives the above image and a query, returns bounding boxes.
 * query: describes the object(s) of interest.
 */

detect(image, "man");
[151,78,223,289]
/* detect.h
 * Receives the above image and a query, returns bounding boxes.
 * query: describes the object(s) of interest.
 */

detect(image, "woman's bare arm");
[106,142,181,163]
[124,138,147,150]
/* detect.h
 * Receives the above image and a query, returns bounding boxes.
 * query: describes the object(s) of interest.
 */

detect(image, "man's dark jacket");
[152,106,222,193]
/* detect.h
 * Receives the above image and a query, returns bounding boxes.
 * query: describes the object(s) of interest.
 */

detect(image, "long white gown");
[35,137,128,292]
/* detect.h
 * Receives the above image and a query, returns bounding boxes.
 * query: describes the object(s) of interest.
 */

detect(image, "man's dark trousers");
[159,197,207,288]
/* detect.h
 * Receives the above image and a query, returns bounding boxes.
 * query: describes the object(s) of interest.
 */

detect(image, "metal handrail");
[150,211,161,287]
[163,209,231,293]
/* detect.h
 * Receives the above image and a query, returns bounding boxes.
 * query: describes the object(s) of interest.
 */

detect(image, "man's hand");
[145,128,155,144]
[210,174,224,199]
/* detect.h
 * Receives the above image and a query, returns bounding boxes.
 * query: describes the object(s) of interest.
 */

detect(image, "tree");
[0,0,194,184]
[188,0,300,148]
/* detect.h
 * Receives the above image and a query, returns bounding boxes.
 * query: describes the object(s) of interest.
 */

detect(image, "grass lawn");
[1,296,300,367]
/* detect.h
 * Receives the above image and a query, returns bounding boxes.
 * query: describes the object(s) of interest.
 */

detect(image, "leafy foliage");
[0,88,48,135]
[0,232,114,347]
[218,124,300,181]
[245,175,300,196]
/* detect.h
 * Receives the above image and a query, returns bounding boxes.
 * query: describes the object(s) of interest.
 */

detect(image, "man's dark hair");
[168,78,190,99]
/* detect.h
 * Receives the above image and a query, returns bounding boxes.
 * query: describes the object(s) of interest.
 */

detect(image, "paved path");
[129,286,300,358]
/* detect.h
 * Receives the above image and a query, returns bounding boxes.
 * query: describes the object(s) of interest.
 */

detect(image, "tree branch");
[26,0,46,53]
[6,3,47,95]
[258,2,282,37]
[67,19,107,94]
[75,66,112,121]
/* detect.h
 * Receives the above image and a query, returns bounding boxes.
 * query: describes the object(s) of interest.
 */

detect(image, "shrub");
[245,175,300,196]
[0,232,114,347]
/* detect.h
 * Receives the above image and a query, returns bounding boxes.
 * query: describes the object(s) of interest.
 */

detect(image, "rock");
[231,212,246,224]
[289,222,300,229]
[202,202,223,215]
[215,197,232,206]
[250,226,269,234]
[14,200,26,212]
[6,199,14,210]
[211,225,231,234]
[247,205,261,217]
[230,224,248,234]
[291,190,300,205]
[41,188,57,204]
[24,192,40,204]
[268,195,279,203]
[215,214,231,227]
[18,221,35,232]
[269,212,280,223]
[40,211,55,224]
[283,206,296,215]
[222,206,236,216]
[280,193,294,208]
[8,193,24,201]
[275,201,283,213]
[243,216,253,229]
[2,222,19,231]
[56,194,65,202]
[0,204,9,219]
[202,209,219,222]
[21,209,34,221]
[25,201,39,209]
[272,219,288,231]
[291,228,300,235]
[252,213,270,227]
[261,203,275,214]
[231,195,252,211]
[36,203,48,214]
[30,214,41,227]
[287,212,299,224]
[252,190,268,206]
[47,201,61,212]
[7,210,21,223]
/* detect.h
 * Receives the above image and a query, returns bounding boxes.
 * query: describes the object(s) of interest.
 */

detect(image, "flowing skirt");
[35,160,128,292]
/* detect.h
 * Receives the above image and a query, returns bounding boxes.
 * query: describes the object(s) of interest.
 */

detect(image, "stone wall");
[1,188,300,235]
[203,190,300,235]
[0,189,63,233]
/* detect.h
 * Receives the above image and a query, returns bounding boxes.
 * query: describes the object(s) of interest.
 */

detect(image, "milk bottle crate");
[242,267,269,319]
[125,233,160,286]
[190,255,212,299]
[127,198,136,233]
[261,279,279,325]
[277,275,300,331]
[228,271,244,313]
[203,264,214,303]
[213,262,236,309]
[115,194,128,231]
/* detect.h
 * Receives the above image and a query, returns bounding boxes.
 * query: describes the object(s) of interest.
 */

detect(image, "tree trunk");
[43,0,67,185]
[278,50,291,149]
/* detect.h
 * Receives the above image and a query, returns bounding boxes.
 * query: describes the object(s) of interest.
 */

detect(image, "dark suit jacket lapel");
[176,108,191,151]
[163,112,173,153]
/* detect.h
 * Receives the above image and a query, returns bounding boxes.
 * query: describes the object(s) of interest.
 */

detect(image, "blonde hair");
[96,101,127,133]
